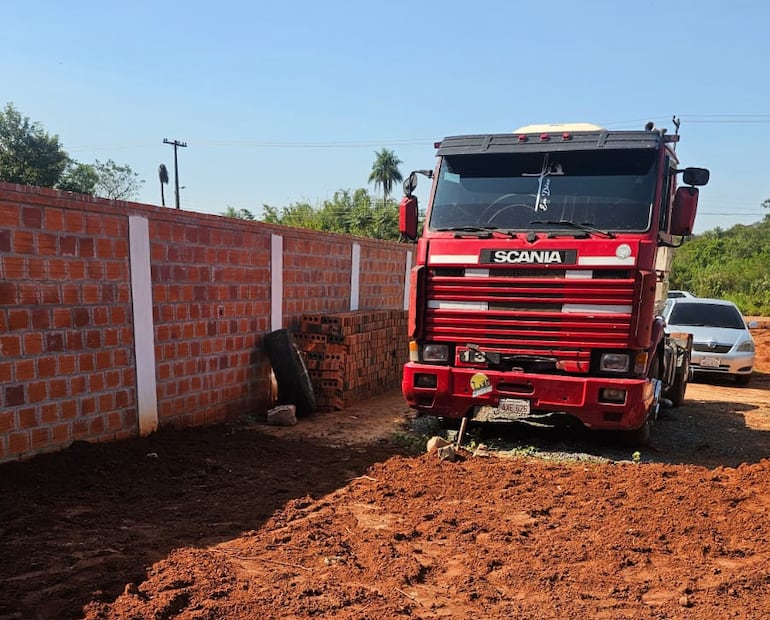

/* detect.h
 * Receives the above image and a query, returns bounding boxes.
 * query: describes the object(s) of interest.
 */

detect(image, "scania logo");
[480,249,577,265]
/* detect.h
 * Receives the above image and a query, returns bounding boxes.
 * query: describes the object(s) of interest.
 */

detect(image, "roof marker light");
[562,132,571,141]
[540,133,550,141]
[517,134,527,142]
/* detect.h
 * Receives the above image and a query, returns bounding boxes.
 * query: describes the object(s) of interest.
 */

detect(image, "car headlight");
[599,353,631,373]
[736,340,755,352]
[422,343,450,362]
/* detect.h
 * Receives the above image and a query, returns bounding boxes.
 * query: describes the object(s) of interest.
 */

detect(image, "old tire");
[264,329,317,416]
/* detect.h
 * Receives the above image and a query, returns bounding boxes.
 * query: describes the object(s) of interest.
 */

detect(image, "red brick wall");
[282,233,353,318]
[0,183,414,462]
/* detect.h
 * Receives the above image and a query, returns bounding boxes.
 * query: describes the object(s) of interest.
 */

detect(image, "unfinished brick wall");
[0,190,136,458]
[0,183,414,462]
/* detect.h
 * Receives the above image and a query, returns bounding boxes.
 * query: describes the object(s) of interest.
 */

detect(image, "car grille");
[692,343,732,354]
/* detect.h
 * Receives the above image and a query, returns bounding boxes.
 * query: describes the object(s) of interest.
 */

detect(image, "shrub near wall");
[0,183,414,463]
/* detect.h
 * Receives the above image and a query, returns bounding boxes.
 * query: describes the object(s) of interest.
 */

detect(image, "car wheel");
[735,373,752,387]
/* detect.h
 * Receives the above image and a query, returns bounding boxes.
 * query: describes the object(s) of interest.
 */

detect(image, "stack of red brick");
[297,310,408,411]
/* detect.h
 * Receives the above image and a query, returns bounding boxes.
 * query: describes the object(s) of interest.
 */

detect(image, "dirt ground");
[1,326,769,620]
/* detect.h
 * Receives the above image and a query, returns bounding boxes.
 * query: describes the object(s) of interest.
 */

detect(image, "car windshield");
[429,148,657,233]
[668,302,746,329]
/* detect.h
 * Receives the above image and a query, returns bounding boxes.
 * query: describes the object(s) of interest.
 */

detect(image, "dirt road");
[1,327,768,619]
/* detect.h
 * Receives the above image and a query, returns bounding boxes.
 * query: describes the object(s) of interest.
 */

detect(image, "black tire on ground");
[668,355,689,408]
[735,373,752,387]
[264,329,317,416]
[623,417,652,447]
[621,354,660,447]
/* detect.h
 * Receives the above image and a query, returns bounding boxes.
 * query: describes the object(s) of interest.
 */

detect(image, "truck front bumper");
[402,363,655,431]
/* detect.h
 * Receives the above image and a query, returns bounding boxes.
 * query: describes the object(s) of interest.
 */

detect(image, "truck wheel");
[264,329,317,416]
[622,354,660,447]
[668,355,689,408]
[624,417,652,447]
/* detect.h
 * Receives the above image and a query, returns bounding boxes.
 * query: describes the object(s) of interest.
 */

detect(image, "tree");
[0,102,69,187]
[223,206,256,220]
[57,161,99,194]
[93,159,144,200]
[368,148,403,209]
[260,188,402,241]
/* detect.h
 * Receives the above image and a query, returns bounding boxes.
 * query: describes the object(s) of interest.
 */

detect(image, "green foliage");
[260,188,402,241]
[0,102,144,200]
[92,159,144,200]
[58,161,99,194]
[222,206,256,220]
[670,212,770,314]
[0,102,68,187]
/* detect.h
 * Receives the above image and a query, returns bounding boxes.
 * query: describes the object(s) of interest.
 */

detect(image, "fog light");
[600,353,630,373]
[600,387,627,404]
[415,373,437,388]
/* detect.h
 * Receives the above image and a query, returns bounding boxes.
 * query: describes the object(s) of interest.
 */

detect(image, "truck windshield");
[429,149,657,233]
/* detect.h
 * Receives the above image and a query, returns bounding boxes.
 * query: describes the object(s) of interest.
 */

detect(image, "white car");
[667,290,695,299]
[663,297,757,386]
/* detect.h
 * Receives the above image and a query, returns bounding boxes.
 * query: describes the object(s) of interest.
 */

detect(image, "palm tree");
[158,164,169,207]
[368,148,403,208]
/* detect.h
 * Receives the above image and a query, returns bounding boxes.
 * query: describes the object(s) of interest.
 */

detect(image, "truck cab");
[400,123,709,444]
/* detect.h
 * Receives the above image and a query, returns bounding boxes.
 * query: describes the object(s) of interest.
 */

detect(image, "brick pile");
[297,310,408,411]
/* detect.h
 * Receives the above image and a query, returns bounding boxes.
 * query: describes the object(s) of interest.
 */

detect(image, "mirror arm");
[403,169,434,197]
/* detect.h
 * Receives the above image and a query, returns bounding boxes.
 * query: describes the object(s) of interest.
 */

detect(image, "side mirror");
[399,195,418,241]
[682,167,710,187]
[403,172,418,198]
[670,186,699,236]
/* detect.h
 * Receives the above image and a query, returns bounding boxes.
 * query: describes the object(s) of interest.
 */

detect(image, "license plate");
[474,398,531,422]
[498,398,531,416]
[700,357,720,368]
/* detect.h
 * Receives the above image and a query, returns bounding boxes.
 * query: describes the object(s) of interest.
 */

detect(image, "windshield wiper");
[529,219,616,239]
[434,226,502,238]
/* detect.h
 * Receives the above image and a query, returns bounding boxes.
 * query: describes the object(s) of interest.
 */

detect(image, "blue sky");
[3,0,769,233]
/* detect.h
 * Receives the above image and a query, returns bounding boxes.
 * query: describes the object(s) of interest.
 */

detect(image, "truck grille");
[424,267,635,363]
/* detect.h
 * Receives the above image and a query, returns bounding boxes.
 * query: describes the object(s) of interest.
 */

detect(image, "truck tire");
[622,354,660,447]
[264,329,317,416]
[624,417,652,447]
[668,355,689,408]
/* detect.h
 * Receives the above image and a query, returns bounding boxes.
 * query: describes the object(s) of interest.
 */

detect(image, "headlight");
[736,340,755,352]
[422,343,450,362]
[600,353,631,373]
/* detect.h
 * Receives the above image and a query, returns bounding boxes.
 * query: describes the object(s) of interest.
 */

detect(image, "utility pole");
[163,138,187,209]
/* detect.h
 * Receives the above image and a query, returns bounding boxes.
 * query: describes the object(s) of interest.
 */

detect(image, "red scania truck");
[399,122,709,444]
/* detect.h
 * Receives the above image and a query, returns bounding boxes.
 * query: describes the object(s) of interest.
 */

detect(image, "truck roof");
[436,129,670,156]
